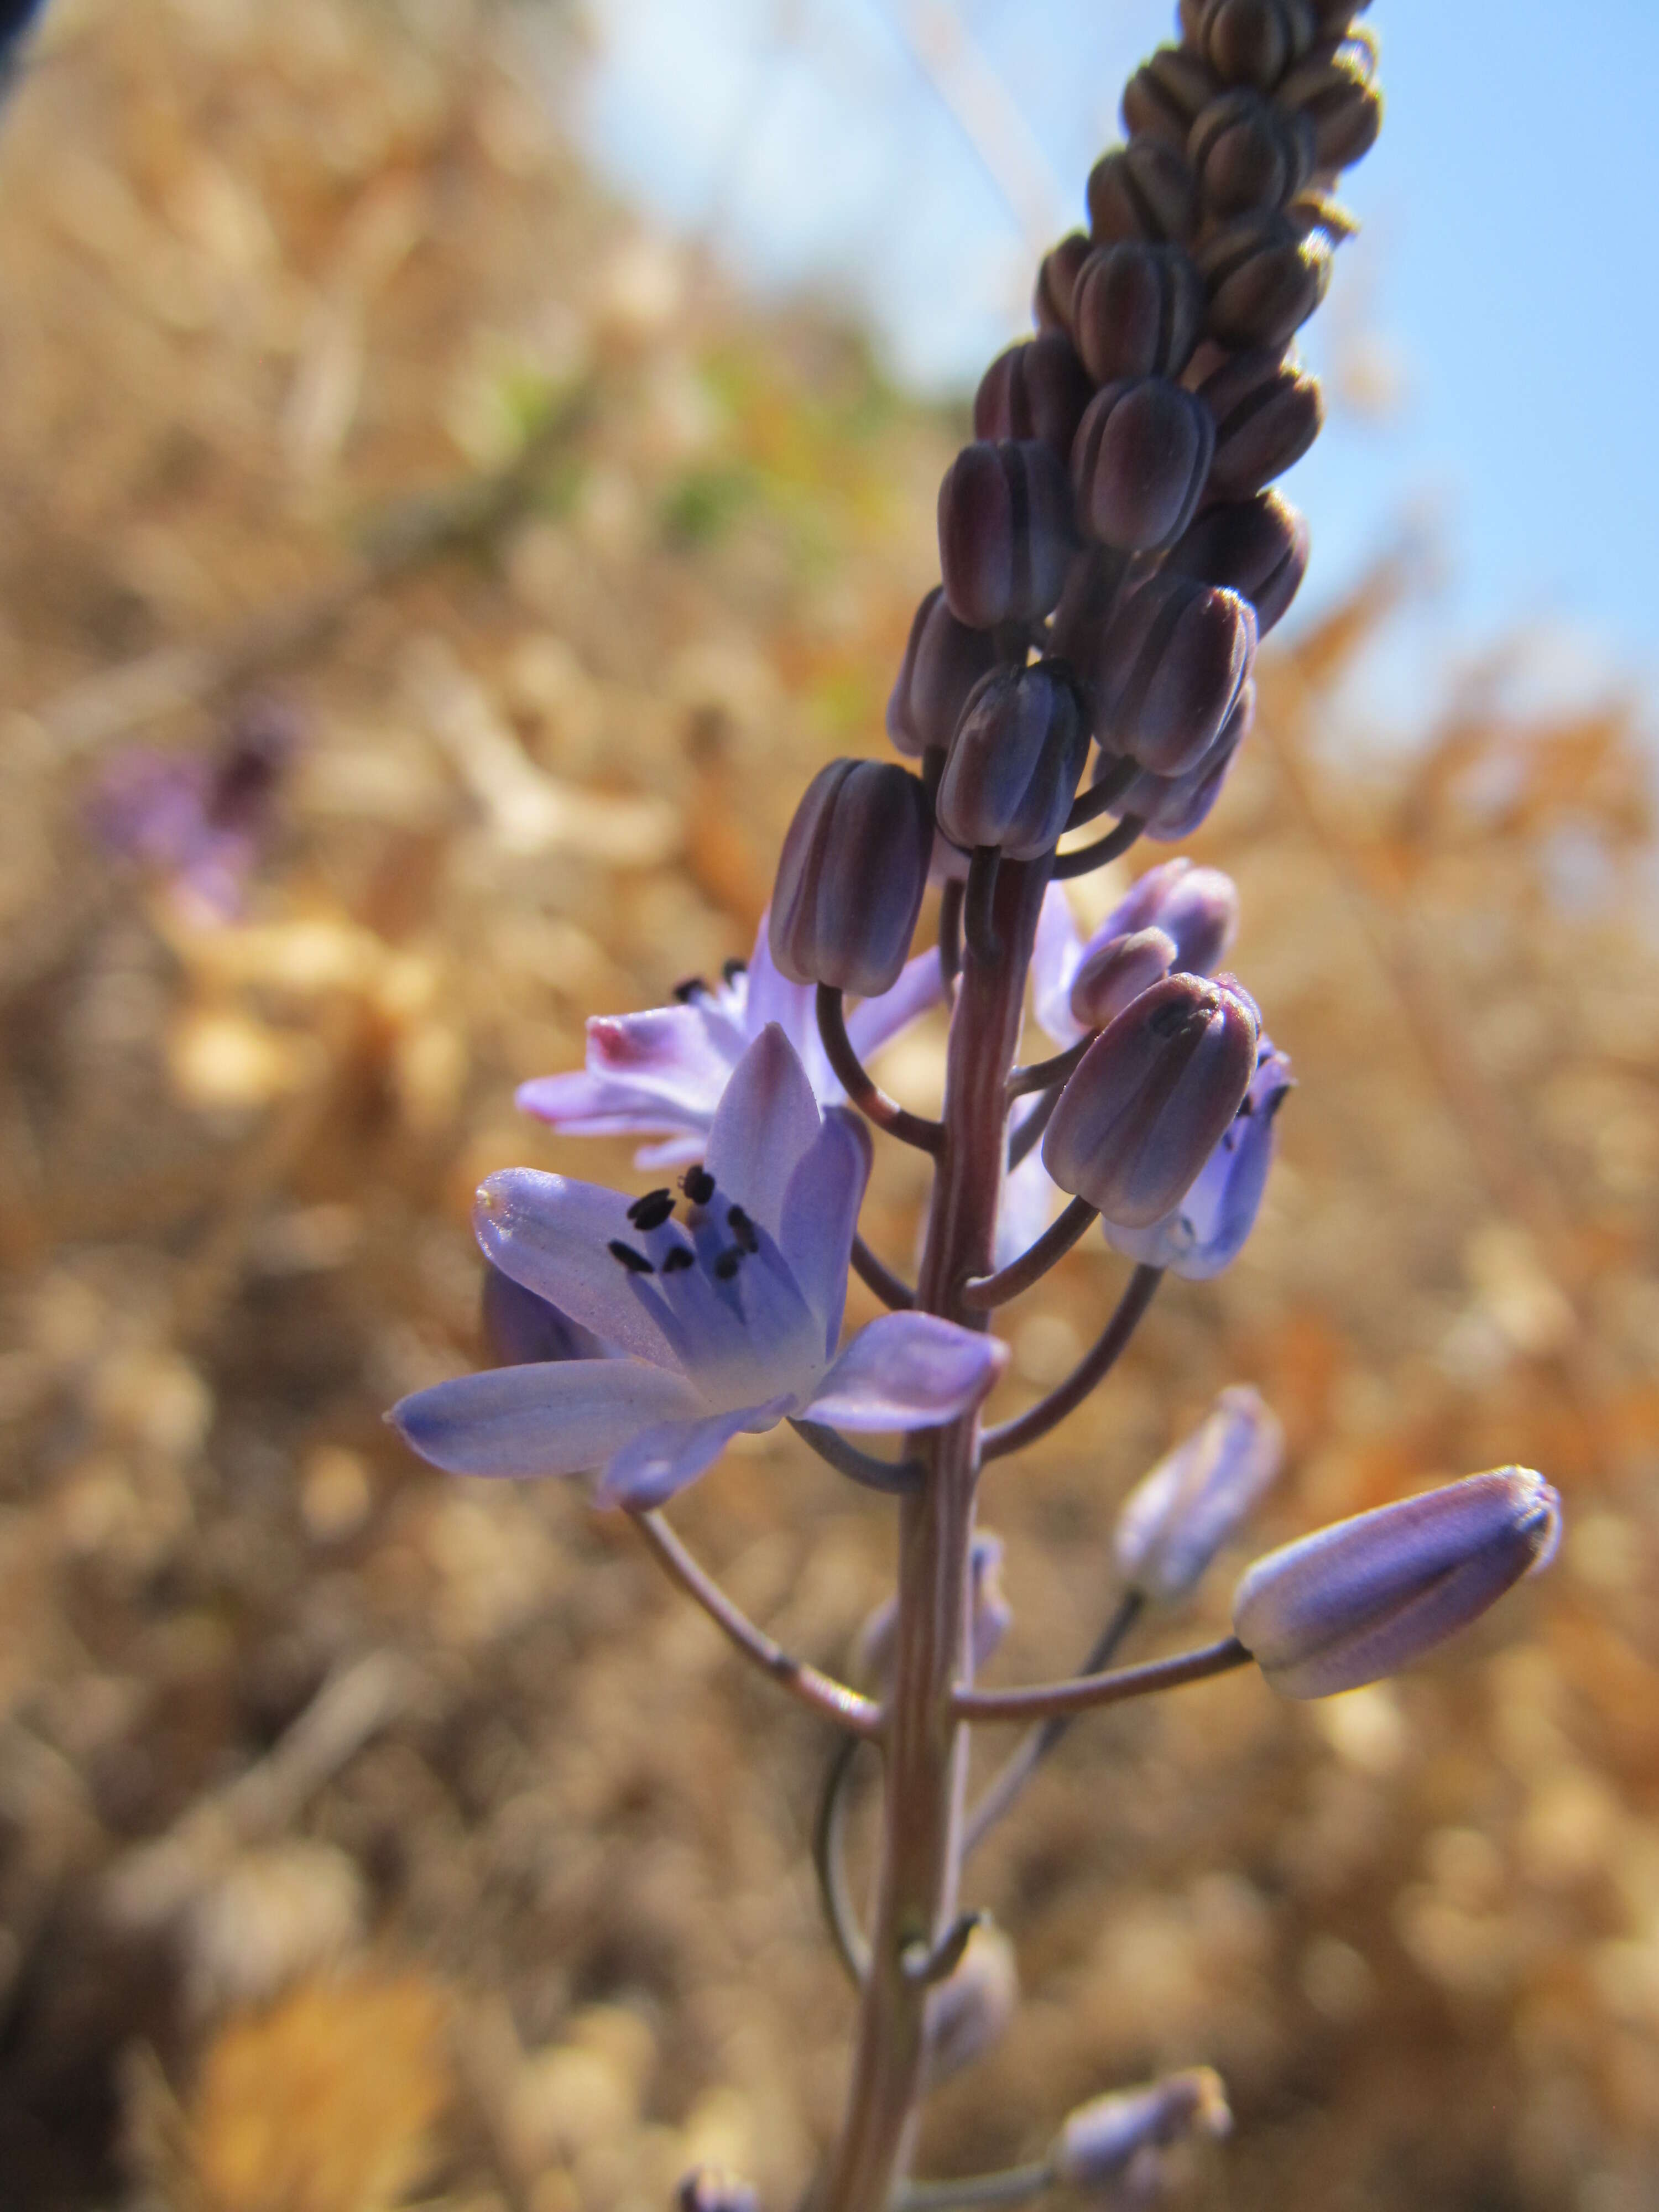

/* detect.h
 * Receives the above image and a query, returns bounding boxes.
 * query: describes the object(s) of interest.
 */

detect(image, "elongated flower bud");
[937,660,1088,860]
[1053,2068,1231,2191]
[924,1922,1019,2086]
[1191,0,1317,91]
[1201,347,1323,501]
[1233,1468,1562,1699]
[938,440,1075,629]
[770,760,932,995]
[1086,570,1256,775]
[1034,231,1091,336]
[1089,857,1241,978]
[1199,209,1332,349]
[1117,1385,1284,1602]
[887,586,999,758]
[1086,141,1198,247]
[1073,379,1215,554]
[1068,927,1177,1030]
[1073,241,1206,384]
[1107,680,1255,843]
[1123,45,1220,152]
[1166,492,1309,635]
[1190,88,1313,216]
[1278,27,1383,171]
[975,334,1094,460]
[1044,972,1259,1227]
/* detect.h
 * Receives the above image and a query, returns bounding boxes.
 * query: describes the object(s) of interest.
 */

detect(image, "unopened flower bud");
[1068,927,1177,1030]
[1123,45,1220,152]
[770,760,932,995]
[1190,87,1314,217]
[676,2169,761,2212]
[1086,141,1198,248]
[887,586,1000,758]
[1089,857,1241,979]
[975,333,1094,459]
[1233,1468,1562,1699]
[1053,2068,1232,2191]
[938,440,1075,629]
[1073,241,1206,385]
[1072,379,1214,554]
[1192,0,1317,91]
[1166,492,1309,634]
[1044,972,1259,1227]
[1201,348,1323,502]
[1034,232,1091,336]
[1117,1385,1284,1603]
[924,1921,1019,2086]
[937,660,1088,860]
[1121,679,1255,842]
[1085,571,1256,776]
[1198,209,1332,350]
[1277,28,1383,171]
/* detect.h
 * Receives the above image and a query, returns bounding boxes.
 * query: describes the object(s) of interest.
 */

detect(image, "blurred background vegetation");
[2,3,1658,2209]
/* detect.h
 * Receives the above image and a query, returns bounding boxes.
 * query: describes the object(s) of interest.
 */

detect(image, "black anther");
[607,1239,656,1275]
[682,1166,716,1206]
[627,1188,676,1230]
[712,1249,743,1281]
[672,976,709,1003]
[722,957,748,985]
[727,1204,759,1254]
[661,1245,696,1274]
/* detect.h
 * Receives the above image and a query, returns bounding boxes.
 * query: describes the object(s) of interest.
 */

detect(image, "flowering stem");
[962,1589,1144,1855]
[629,1510,883,1738]
[1053,814,1144,879]
[960,1194,1099,1311]
[852,1233,917,1311]
[819,855,1052,2212]
[980,1264,1162,1460]
[938,878,964,995]
[790,1417,925,1496]
[817,985,946,1154]
[953,1634,1249,1724]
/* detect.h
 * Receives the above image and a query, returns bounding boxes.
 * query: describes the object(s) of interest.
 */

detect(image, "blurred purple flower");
[393,1025,1006,1509]
[85,696,300,921]
[1103,1035,1292,1279]
[518,910,941,1169]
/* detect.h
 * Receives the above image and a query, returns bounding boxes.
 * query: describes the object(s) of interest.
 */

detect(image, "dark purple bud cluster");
[879,0,1380,875]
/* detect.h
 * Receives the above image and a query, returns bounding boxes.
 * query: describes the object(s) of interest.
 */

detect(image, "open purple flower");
[393,1025,1005,1510]
[517,911,941,1169]
[1102,1034,1291,1279]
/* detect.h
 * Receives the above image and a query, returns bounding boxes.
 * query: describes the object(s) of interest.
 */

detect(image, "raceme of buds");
[1091,857,1241,980]
[1053,2068,1232,2192]
[1085,570,1256,775]
[1034,231,1091,336]
[1201,347,1323,502]
[676,2170,761,2212]
[769,760,932,995]
[1116,1384,1285,1603]
[1122,45,1219,153]
[1043,972,1259,1227]
[938,440,1075,629]
[1166,491,1310,635]
[936,660,1089,860]
[1086,140,1198,247]
[1277,28,1383,171]
[924,1922,1019,2088]
[887,586,1000,758]
[1190,88,1314,217]
[1073,241,1206,385]
[1188,0,1317,92]
[1198,209,1332,350]
[1072,379,1214,554]
[1233,1468,1562,1699]
[1068,927,1177,1030]
[975,334,1094,460]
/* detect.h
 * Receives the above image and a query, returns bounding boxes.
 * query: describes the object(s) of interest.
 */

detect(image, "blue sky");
[569,0,1658,712]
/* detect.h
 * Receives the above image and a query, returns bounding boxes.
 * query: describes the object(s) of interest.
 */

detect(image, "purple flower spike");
[1104,1035,1291,1277]
[1042,974,1259,1229]
[1115,1384,1284,1603]
[518,909,942,1169]
[1233,1468,1562,1699]
[393,1027,1004,1510]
